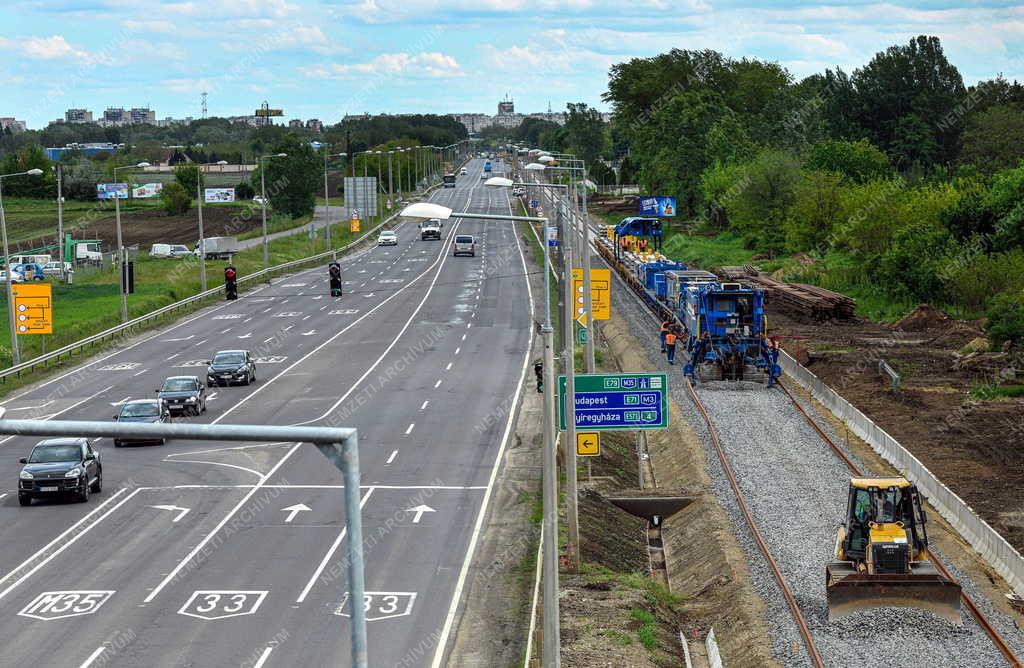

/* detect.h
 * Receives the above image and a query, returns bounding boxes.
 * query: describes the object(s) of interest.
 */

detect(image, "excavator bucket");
[826,561,962,623]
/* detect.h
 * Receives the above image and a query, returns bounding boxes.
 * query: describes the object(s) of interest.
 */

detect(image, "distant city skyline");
[4,1,1022,129]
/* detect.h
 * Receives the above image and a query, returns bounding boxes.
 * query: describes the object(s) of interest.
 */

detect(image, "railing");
[0,178,452,385]
[779,350,1024,598]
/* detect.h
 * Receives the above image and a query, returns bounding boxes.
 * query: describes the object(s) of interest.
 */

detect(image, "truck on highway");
[195,236,239,260]
[419,218,443,241]
[484,161,492,173]
[443,173,456,188]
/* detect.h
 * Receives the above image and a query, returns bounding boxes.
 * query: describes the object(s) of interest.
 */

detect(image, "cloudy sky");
[4,0,1023,128]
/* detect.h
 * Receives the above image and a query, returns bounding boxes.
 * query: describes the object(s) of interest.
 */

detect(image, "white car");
[42,261,73,276]
[377,230,398,246]
[459,168,468,176]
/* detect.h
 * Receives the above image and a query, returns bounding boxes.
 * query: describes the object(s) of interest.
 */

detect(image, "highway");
[0,158,534,667]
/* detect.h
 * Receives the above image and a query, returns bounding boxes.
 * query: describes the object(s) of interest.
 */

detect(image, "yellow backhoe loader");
[827,476,962,622]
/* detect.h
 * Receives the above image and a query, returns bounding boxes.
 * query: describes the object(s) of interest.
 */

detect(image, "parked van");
[150,244,192,258]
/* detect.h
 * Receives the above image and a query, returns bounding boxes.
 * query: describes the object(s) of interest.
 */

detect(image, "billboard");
[343,177,378,219]
[204,187,236,203]
[639,196,677,217]
[97,183,129,200]
[132,183,163,199]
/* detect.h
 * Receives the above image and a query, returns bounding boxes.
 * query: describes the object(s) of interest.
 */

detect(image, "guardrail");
[779,350,1024,597]
[0,178,451,386]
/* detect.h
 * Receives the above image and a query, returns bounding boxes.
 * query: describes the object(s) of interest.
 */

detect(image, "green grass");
[236,212,313,240]
[970,384,1024,400]
[630,608,658,650]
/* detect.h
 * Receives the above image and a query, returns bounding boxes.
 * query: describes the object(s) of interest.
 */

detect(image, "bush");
[804,139,890,183]
[160,181,191,215]
[235,181,255,200]
[986,290,1024,347]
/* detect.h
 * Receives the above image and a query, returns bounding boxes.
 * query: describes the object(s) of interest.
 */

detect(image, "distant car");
[207,350,256,387]
[42,261,73,276]
[480,172,487,179]
[253,196,267,205]
[151,243,193,259]
[377,230,398,246]
[420,218,442,241]
[453,234,476,257]
[113,399,171,447]
[157,375,206,415]
[459,168,468,176]
[19,438,102,505]
[512,186,526,196]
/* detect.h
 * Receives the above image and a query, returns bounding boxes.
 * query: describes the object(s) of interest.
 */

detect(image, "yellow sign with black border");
[576,431,600,457]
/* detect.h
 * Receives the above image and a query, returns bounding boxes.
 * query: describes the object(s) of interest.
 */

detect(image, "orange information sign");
[12,282,53,334]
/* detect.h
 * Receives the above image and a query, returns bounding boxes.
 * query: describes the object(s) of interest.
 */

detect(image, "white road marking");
[320,305,327,311]
[431,176,534,668]
[454,347,460,355]
[420,400,429,410]
[467,323,472,328]
[0,493,7,501]
[434,379,442,389]
[281,503,311,523]
[445,362,453,370]
[262,307,273,313]
[133,369,148,377]
[6,400,56,412]
[301,330,316,336]
[461,334,467,341]
[404,423,415,435]
[79,646,106,668]
[386,450,398,464]
[253,647,274,668]
[263,337,275,343]
[295,487,375,603]
[408,505,435,524]
[144,443,303,603]
[237,332,252,339]
[166,353,180,361]
[166,459,264,479]
[149,505,191,522]
[302,315,311,321]
[0,488,137,602]
[195,339,208,346]
[0,386,114,445]
[220,328,231,334]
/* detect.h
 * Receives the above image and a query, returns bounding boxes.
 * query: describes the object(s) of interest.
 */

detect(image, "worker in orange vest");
[665,328,678,365]
[659,319,671,352]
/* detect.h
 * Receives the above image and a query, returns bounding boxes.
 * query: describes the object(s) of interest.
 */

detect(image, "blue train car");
[638,260,685,301]
[678,281,781,386]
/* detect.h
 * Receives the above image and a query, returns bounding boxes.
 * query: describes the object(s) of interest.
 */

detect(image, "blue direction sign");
[558,372,668,431]
[530,199,539,209]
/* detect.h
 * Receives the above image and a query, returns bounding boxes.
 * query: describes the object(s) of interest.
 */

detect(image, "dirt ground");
[11,204,263,253]
[769,304,1024,553]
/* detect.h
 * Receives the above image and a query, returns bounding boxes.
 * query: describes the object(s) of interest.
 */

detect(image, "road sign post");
[559,372,668,431]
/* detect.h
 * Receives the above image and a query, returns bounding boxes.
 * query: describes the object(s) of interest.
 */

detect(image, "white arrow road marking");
[162,334,195,342]
[364,293,375,298]
[6,400,55,412]
[207,392,218,402]
[150,505,191,522]
[237,332,252,339]
[311,295,323,300]
[407,505,435,524]
[300,330,316,336]
[281,503,311,523]
[109,396,131,407]
[220,328,231,334]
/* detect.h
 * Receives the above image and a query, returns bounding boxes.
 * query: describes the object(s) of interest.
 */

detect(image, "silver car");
[453,234,476,257]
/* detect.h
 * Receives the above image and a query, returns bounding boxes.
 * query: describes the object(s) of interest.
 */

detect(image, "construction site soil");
[769,304,1024,553]
[11,205,261,253]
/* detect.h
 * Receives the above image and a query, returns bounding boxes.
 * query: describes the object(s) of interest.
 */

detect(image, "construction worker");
[659,319,671,352]
[665,328,678,365]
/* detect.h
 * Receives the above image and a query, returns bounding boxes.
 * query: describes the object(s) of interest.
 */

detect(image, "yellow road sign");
[12,283,53,335]
[572,268,611,327]
[350,219,360,233]
[576,431,600,457]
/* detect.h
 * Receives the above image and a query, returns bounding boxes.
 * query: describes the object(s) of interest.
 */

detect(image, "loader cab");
[842,478,928,560]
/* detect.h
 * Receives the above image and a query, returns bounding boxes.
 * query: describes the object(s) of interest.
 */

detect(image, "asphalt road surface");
[0,158,533,667]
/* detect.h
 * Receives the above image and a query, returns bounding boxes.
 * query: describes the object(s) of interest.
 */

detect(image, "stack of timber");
[717,265,856,321]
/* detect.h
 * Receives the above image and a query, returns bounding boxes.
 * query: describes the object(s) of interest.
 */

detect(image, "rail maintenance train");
[596,217,782,386]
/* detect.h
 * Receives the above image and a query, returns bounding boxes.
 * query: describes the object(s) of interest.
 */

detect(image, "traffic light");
[534,361,543,393]
[122,261,135,294]
[328,261,342,297]
[224,265,238,300]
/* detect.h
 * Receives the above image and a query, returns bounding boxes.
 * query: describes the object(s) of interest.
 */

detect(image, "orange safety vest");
[660,321,670,333]
[665,332,677,346]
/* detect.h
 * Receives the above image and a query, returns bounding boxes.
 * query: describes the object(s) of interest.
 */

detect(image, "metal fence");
[779,350,1024,597]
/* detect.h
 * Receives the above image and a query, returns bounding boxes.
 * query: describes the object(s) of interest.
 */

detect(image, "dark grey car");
[157,376,207,415]
[206,350,256,387]
[19,438,102,505]
[113,399,171,447]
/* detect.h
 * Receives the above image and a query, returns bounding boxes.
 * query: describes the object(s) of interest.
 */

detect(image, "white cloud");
[22,35,90,60]
[122,19,177,33]
[302,51,463,79]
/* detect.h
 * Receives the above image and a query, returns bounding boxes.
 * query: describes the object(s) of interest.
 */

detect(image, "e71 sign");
[558,372,668,431]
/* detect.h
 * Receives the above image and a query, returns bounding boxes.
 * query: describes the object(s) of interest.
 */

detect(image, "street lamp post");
[0,168,44,365]
[399,201,559,667]
[54,164,66,282]
[195,160,228,293]
[112,162,151,323]
[322,149,346,254]
[258,153,287,276]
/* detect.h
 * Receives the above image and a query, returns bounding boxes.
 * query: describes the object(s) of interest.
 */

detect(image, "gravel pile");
[603,258,1018,667]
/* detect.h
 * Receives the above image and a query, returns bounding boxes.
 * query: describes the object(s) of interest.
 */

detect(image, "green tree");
[959,105,1024,174]
[174,163,202,198]
[804,139,890,183]
[252,133,320,218]
[725,149,801,253]
[60,157,105,201]
[160,181,191,215]
[563,103,608,164]
[986,288,1024,347]
[877,220,954,300]
[0,145,54,197]
[784,170,846,251]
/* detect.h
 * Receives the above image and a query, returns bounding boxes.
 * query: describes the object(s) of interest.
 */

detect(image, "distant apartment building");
[130,107,156,124]
[65,108,93,123]
[103,107,125,124]
[288,119,304,128]
[155,116,194,127]
[306,118,323,133]
[0,117,27,132]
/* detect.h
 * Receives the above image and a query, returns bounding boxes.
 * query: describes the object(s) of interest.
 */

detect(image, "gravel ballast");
[600,245,1019,667]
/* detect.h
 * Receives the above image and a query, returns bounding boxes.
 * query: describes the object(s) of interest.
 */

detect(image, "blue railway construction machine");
[596,219,781,386]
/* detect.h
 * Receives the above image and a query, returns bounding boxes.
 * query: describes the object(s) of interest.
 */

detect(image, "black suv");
[207,350,256,387]
[19,438,102,505]
[113,399,171,447]
[157,375,207,415]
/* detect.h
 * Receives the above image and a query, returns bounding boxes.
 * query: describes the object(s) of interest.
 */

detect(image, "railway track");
[582,217,1024,667]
